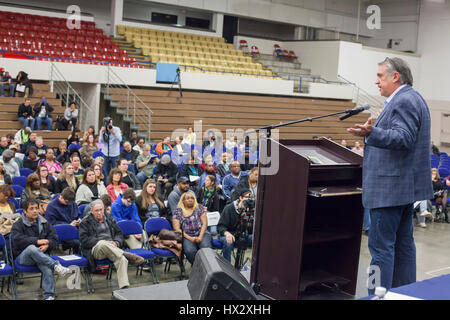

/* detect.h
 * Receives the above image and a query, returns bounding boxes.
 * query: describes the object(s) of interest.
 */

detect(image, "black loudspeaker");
[187,248,258,300]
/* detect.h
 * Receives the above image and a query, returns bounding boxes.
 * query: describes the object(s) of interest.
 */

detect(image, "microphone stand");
[177,68,183,99]
[251,108,366,295]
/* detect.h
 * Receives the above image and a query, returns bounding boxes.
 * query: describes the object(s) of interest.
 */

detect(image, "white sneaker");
[419,222,427,228]
[420,210,432,218]
[44,296,55,300]
[54,264,72,276]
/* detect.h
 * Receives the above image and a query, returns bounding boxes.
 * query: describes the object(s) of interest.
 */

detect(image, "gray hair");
[379,57,413,86]
[91,199,104,211]
[143,144,150,150]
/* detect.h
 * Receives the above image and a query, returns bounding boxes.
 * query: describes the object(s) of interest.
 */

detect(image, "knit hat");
[2,150,13,159]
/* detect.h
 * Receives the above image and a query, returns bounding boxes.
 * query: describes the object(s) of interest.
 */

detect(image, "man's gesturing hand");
[347,117,373,137]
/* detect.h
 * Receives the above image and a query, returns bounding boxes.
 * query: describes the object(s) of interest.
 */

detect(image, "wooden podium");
[250,138,364,300]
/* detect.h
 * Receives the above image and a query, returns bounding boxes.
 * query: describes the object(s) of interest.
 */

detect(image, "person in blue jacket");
[45,187,81,253]
[110,188,143,249]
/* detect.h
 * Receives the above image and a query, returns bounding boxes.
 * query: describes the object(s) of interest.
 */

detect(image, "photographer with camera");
[217,189,254,265]
[99,117,122,181]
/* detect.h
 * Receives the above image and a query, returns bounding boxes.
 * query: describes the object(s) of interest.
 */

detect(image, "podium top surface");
[275,138,363,167]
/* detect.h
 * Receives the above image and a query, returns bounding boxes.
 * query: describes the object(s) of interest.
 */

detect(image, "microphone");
[339,104,371,121]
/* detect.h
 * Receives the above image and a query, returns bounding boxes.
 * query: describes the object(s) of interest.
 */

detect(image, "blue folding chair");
[8,198,21,210]
[11,185,24,198]
[19,168,33,177]
[117,220,158,284]
[144,218,185,278]
[0,234,16,299]
[78,204,87,218]
[12,177,26,188]
[52,224,91,293]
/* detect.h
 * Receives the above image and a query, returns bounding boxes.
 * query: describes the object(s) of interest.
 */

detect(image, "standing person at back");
[99,117,122,181]
[347,57,433,294]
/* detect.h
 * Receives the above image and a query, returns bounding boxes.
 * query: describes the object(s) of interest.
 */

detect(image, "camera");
[103,117,113,130]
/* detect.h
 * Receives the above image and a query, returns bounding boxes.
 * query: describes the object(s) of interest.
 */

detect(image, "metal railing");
[49,62,94,131]
[337,74,384,117]
[105,66,153,141]
[296,75,348,93]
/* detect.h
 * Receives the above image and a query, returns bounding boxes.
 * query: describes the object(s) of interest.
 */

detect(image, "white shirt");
[385,84,407,106]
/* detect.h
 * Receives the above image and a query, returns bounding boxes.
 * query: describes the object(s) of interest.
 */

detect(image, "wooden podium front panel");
[251,139,310,300]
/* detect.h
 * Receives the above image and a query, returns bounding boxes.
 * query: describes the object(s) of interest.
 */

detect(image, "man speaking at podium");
[347,57,433,294]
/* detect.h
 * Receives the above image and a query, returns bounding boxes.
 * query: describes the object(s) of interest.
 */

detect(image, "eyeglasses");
[125,198,134,203]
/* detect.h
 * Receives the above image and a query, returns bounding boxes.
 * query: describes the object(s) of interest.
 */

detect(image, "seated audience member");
[14,71,33,98]
[340,139,352,150]
[34,136,48,159]
[71,154,85,182]
[117,158,140,190]
[80,134,98,168]
[196,174,221,235]
[216,152,232,179]
[167,176,191,222]
[0,160,12,185]
[62,102,78,131]
[431,168,448,223]
[202,131,216,150]
[217,189,253,263]
[200,154,217,173]
[230,167,258,202]
[75,167,107,205]
[129,132,138,147]
[20,132,37,154]
[82,125,96,144]
[136,179,167,223]
[222,160,249,199]
[55,140,70,164]
[133,137,145,155]
[67,129,81,146]
[106,168,129,202]
[79,199,144,289]
[45,187,81,253]
[225,136,237,150]
[111,189,143,249]
[0,185,19,241]
[8,144,23,169]
[17,99,35,130]
[136,144,158,186]
[6,133,14,146]
[21,173,52,206]
[120,141,139,173]
[2,150,19,177]
[94,156,106,180]
[55,162,80,194]
[93,163,105,185]
[352,141,364,156]
[154,154,178,200]
[172,191,211,265]
[431,140,440,158]
[182,127,196,146]
[179,156,202,189]
[23,146,40,172]
[38,149,62,178]
[0,136,8,155]
[155,136,173,156]
[11,198,72,300]
[14,126,32,145]
[33,97,54,131]
[240,147,256,171]
[36,164,56,195]
[101,194,113,215]
[0,70,15,97]
[199,161,222,188]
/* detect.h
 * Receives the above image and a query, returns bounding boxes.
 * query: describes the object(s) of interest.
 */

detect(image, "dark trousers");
[368,204,416,295]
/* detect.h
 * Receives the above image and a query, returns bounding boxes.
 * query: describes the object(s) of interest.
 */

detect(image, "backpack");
[55,116,66,131]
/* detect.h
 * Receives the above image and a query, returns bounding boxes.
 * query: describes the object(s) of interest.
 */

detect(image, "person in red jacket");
[155,136,173,156]
[106,168,128,202]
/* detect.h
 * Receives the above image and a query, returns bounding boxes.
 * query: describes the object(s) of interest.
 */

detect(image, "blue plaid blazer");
[363,85,433,209]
